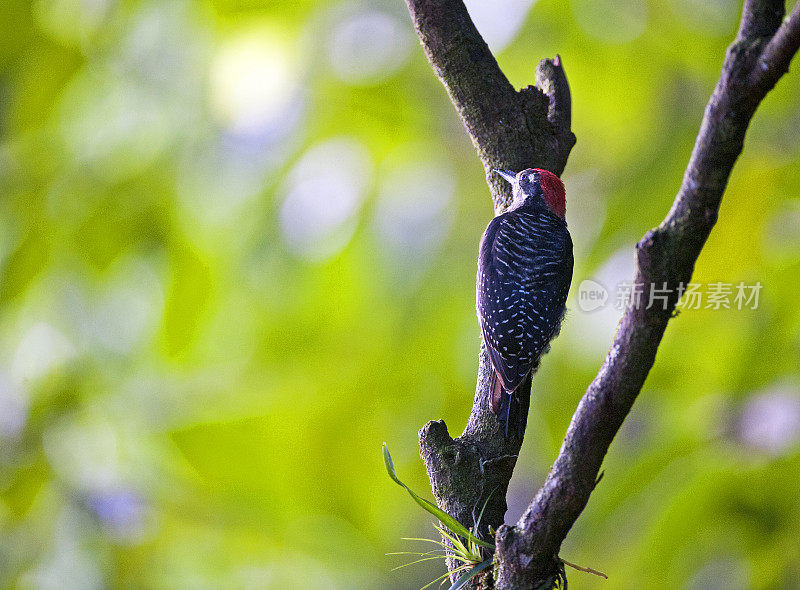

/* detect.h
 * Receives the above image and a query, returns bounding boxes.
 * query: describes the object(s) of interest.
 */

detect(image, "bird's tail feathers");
[489,372,532,438]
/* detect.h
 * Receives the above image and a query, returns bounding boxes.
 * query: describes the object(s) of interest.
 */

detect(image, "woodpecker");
[476,168,573,437]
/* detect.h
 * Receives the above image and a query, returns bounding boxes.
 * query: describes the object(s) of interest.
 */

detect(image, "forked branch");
[403,0,800,587]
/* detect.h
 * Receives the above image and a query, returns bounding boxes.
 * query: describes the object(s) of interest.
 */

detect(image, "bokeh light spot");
[87,489,149,542]
[687,555,751,590]
[211,26,300,139]
[44,415,121,491]
[0,372,27,439]
[463,0,536,53]
[763,200,800,263]
[571,0,648,44]
[58,73,170,182]
[738,384,800,456]
[328,8,412,84]
[567,247,634,353]
[669,0,739,36]
[33,0,111,47]
[373,160,454,266]
[564,169,606,256]
[280,137,372,261]
[11,322,76,386]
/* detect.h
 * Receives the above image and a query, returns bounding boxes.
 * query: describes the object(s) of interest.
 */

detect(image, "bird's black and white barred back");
[476,168,573,437]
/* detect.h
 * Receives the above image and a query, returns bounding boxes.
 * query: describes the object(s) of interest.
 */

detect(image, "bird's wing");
[477,209,573,391]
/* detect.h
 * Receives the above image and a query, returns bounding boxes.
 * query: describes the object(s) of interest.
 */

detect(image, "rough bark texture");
[404,0,800,588]
[404,0,575,214]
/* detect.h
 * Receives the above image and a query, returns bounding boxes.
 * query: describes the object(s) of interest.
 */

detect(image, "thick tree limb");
[404,0,800,587]
[406,0,577,569]
[404,0,575,213]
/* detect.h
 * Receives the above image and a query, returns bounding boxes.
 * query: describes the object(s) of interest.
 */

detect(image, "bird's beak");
[494,169,517,184]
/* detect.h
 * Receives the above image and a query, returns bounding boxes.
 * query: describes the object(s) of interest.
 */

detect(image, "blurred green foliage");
[0,0,799,588]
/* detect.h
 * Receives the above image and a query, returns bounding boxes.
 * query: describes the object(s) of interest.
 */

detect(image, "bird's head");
[495,168,566,219]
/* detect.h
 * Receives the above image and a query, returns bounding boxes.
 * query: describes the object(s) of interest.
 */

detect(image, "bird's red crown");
[534,169,566,219]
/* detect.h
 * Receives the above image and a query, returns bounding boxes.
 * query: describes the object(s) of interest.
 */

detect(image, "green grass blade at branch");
[383,443,494,550]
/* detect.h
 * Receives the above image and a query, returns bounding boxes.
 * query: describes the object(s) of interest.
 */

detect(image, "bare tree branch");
[753,1,800,89]
[495,1,800,587]
[403,0,800,587]
[403,0,575,213]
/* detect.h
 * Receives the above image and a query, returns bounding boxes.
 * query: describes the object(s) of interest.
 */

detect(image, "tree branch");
[404,0,575,213]
[753,0,800,89]
[495,1,800,587]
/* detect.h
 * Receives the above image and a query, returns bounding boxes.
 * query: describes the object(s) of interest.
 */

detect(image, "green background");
[1,0,799,588]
